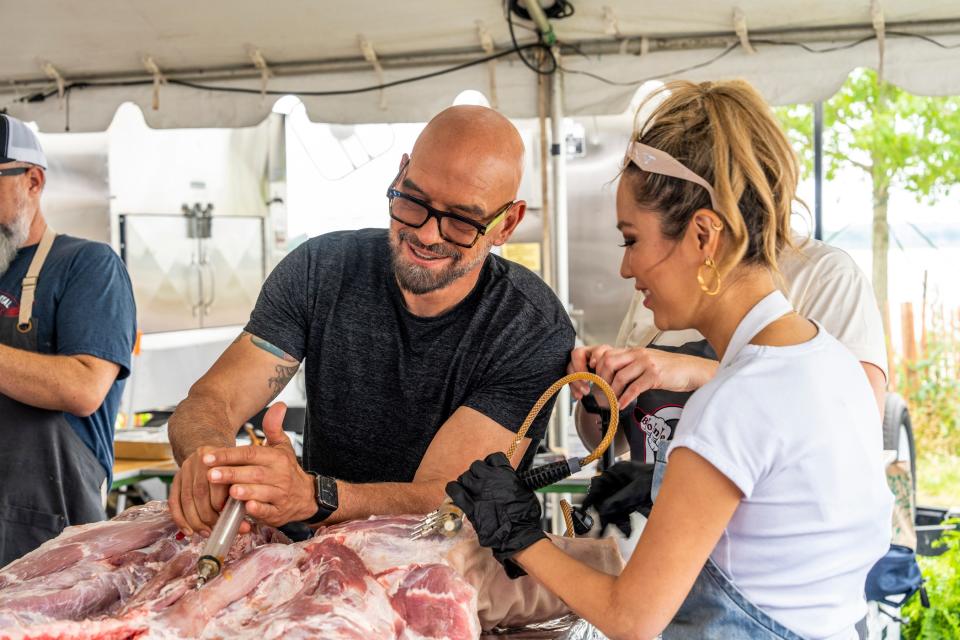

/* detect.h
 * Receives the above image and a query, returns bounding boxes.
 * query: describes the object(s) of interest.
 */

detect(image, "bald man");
[168,106,575,535]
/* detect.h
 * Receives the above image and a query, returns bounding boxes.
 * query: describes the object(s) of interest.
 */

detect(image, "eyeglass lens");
[390,197,481,247]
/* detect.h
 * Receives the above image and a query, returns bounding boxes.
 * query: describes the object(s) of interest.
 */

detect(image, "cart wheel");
[883,392,917,494]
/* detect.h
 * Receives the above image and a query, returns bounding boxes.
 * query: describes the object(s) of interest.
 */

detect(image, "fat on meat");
[1,503,623,639]
[209,538,404,640]
[382,564,480,640]
[315,515,624,631]
[0,503,287,640]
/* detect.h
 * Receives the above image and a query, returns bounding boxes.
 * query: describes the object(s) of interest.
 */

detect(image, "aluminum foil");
[482,615,608,639]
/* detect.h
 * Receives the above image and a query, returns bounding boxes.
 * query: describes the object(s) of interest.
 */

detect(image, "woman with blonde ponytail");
[447,80,893,640]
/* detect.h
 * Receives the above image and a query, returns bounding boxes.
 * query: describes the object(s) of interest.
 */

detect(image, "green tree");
[776,69,960,329]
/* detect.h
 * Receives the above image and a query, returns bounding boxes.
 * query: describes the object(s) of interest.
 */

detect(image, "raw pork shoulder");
[315,515,624,630]
[0,503,623,639]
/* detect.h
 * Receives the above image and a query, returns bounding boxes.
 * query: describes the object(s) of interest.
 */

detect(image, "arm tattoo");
[268,363,300,401]
[251,334,298,362]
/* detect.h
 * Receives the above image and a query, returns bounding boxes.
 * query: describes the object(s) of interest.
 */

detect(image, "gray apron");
[651,292,808,640]
[0,227,106,568]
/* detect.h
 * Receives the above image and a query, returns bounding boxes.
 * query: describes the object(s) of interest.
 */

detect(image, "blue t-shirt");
[0,235,136,482]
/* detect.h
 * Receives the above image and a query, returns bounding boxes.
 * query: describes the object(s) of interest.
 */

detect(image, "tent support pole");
[549,47,571,459]
[813,101,824,240]
[538,58,553,290]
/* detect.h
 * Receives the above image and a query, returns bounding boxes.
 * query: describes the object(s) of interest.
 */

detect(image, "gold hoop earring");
[710,221,724,232]
[698,256,721,296]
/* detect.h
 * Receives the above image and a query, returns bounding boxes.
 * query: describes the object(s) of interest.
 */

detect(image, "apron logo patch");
[0,290,19,317]
[633,404,682,461]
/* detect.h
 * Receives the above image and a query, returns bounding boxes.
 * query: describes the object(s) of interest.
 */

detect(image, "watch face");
[318,475,338,510]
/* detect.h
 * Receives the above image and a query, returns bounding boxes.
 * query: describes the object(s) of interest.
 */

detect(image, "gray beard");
[0,214,30,276]
[390,228,487,295]
[0,211,30,276]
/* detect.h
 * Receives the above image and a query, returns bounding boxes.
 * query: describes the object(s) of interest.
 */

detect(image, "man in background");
[0,114,137,566]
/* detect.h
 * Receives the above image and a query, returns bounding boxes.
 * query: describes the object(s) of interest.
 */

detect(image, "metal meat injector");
[196,425,262,588]
[411,372,620,540]
[195,496,247,588]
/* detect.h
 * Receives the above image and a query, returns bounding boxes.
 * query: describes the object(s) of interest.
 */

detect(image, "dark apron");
[624,339,717,463]
[0,227,106,568]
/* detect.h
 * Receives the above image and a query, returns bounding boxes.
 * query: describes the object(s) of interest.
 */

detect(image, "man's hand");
[204,403,318,527]
[169,445,230,536]
[568,345,717,406]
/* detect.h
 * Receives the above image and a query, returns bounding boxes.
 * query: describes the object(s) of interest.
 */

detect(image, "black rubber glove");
[581,461,655,537]
[446,452,547,578]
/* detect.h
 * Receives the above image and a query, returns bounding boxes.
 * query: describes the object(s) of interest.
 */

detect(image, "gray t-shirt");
[245,229,575,482]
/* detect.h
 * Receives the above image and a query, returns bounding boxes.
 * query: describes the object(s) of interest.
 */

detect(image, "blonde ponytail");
[623,79,802,276]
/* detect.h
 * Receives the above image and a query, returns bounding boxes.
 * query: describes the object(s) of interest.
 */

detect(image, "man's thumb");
[262,402,292,449]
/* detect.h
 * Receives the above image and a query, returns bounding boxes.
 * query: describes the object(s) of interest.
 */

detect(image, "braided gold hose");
[560,499,575,537]
[413,373,620,541]
[505,372,620,465]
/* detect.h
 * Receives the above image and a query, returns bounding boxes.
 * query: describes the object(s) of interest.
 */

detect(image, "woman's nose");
[619,252,632,280]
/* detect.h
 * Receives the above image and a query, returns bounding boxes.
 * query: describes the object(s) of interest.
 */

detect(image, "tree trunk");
[872,177,890,334]
[871,80,893,336]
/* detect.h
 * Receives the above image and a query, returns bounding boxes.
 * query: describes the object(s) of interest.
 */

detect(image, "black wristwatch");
[303,472,339,524]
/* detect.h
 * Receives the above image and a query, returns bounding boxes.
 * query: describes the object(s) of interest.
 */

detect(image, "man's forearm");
[322,479,447,525]
[168,393,238,465]
[0,343,107,415]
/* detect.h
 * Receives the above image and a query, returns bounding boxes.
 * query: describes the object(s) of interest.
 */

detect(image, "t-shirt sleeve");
[794,256,888,380]
[616,290,659,348]
[55,243,136,379]
[244,242,312,362]
[668,383,773,498]
[463,321,575,443]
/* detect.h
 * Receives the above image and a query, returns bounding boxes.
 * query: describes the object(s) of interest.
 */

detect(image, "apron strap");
[17,225,56,333]
[718,291,793,370]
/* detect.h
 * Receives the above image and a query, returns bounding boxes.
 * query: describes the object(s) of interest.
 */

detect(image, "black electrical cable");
[507,0,574,22]
[886,30,960,48]
[560,31,960,88]
[560,43,739,87]
[505,1,558,75]
[10,28,958,106]
[750,35,876,54]
[16,41,554,104]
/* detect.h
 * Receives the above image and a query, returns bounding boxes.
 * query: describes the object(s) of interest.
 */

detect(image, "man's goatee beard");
[389,229,486,295]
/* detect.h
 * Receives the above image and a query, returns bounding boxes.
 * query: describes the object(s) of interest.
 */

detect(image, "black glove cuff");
[491,528,547,578]
[502,558,528,579]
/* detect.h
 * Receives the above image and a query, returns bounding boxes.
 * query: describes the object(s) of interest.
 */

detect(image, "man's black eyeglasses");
[0,167,29,178]
[386,171,514,249]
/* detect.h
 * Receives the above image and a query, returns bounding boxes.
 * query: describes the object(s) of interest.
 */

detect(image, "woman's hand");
[582,461,656,536]
[446,453,546,576]
[568,345,718,406]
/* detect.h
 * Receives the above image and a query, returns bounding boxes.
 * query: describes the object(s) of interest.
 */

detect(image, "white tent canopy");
[3,0,960,131]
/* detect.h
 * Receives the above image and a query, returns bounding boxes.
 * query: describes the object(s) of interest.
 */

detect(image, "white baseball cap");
[0,114,47,170]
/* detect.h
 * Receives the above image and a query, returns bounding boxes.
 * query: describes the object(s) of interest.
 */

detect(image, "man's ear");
[27,166,45,196]
[399,153,410,171]
[491,201,526,246]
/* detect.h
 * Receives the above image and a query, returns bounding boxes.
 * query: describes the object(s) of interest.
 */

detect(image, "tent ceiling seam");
[2,18,958,96]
